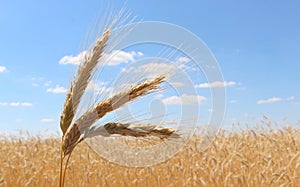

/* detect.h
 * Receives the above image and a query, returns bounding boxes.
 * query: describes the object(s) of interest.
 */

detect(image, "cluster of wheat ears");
[58,15,179,186]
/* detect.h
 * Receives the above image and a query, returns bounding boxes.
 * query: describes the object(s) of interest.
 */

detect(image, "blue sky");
[0,0,299,135]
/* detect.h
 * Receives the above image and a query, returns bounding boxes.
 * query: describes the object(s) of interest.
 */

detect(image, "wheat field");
[1,123,299,187]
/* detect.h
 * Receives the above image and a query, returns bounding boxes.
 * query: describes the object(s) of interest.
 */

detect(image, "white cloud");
[59,51,87,65]
[122,62,177,76]
[257,96,295,104]
[196,81,236,88]
[178,63,189,70]
[0,102,33,107]
[10,102,20,106]
[32,83,39,87]
[175,57,197,71]
[59,50,143,66]
[47,85,67,94]
[0,66,7,72]
[163,94,206,105]
[104,50,143,66]
[41,118,55,123]
[257,97,282,104]
[177,57,190,70]
[21,102,33,107]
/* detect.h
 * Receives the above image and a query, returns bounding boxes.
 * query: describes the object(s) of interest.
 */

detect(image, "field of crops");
[1,124,299,186]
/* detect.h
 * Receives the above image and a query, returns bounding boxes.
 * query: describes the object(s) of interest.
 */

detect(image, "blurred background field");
[1,121,299,187]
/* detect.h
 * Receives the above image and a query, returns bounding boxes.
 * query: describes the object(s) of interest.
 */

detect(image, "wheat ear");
[85,122,179,139]
[60,29,110,135]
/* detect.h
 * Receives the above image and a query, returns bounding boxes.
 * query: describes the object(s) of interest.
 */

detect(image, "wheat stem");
[59,144,64,187]
[62,151,73,187]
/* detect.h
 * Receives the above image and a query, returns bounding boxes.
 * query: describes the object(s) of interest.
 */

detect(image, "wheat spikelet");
[85,122,179,139]
[60,86,74,135]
